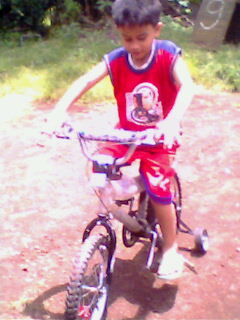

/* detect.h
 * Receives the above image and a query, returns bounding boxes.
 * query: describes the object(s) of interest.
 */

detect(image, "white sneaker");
[157,248,185,280]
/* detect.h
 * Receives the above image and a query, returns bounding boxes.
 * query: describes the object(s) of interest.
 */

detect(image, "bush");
[47,0,82,26]
[0,0,53,33]
[167,0,201,15]
[0,0,83,33]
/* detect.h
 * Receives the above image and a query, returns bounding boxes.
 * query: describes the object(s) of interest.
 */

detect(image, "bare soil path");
[0,89,240,320]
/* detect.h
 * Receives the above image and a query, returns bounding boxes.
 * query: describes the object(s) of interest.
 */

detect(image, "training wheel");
[194,228,209,254]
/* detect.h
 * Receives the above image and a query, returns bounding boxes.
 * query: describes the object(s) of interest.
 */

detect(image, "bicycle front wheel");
[65,234,110,320]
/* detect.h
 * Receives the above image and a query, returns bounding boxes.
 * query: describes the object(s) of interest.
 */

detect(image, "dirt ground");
[0,88,240,320]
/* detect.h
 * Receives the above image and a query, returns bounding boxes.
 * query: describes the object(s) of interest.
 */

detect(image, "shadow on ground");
[23,284,67,320]
[108,245,178,319]
[23,245,178,320]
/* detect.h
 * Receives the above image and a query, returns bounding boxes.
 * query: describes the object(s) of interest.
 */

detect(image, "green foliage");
[0,0,82,32]
[161,16,240,92]
[0,0,53,32]
[63,0,81,23]
[187,47,240,92]
[96,0,112,14]
[47,0,82,25]
[0,0,113,34]
[169,0,201,15]
[0,25,116,101]
[189,0,201,4]
[172,0,202,6]
[161,15,192,44]
[0,19,239,104]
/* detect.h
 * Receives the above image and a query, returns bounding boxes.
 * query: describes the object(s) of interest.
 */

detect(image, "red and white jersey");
[104,40,181,131]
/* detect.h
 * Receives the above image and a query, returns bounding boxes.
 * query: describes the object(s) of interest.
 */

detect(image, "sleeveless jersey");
[104,40,181,131]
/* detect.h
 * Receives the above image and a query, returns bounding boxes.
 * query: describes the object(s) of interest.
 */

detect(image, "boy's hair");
[112,0,162,27]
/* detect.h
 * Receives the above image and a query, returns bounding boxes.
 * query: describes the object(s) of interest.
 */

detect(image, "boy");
[49,0,194,280]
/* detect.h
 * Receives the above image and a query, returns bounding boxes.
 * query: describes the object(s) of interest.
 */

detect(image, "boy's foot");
[157,248,185,280]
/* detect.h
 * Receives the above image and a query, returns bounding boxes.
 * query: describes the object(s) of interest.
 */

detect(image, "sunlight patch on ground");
[0,94,34,124]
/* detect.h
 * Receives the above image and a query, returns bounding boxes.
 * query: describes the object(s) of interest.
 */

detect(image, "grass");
[0,24,116,102]
[0,18,239,104]
[161,16,240,92]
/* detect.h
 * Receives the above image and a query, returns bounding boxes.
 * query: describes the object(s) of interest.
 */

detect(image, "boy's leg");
[151,201,177,253]
[140,151,185,279]
[151,199,185,279]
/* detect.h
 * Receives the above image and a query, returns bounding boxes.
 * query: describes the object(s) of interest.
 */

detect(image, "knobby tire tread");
[65,234,108,320]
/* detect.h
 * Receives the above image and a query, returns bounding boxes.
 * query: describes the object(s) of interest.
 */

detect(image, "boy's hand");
[154,118,181,149]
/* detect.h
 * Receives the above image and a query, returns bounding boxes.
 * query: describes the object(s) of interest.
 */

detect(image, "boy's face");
[117,23,162,66]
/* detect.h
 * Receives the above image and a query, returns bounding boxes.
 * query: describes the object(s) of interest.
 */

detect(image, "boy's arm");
[167,56,194,123]
[48,61,108,127]
[156,57,195,148]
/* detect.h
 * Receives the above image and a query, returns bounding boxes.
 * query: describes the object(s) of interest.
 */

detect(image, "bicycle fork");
[82,215,117,283]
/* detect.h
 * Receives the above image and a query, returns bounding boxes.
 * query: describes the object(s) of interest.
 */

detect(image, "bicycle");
[53,126,209,320]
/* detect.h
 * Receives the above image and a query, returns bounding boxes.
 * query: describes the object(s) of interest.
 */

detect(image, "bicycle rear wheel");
[171,174,182,228]
[65,234,110,320]
[122,211,139,247]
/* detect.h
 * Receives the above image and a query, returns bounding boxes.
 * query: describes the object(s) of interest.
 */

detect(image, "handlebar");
[42,124,163,166]
[78,128,155,144]
[77,127,162,166]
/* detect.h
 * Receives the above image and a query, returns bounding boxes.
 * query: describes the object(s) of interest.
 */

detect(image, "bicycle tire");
[172,174,182,229]
[64,234,110,320]
[122,174,182,247]
[122,211,139,247]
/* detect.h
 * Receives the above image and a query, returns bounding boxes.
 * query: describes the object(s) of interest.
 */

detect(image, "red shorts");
[98,144,177,205]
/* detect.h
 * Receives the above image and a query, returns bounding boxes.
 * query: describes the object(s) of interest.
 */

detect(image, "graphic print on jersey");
[125,82,163,126]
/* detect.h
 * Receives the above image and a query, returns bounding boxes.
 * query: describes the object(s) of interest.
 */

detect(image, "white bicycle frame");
[77,128,158,232]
